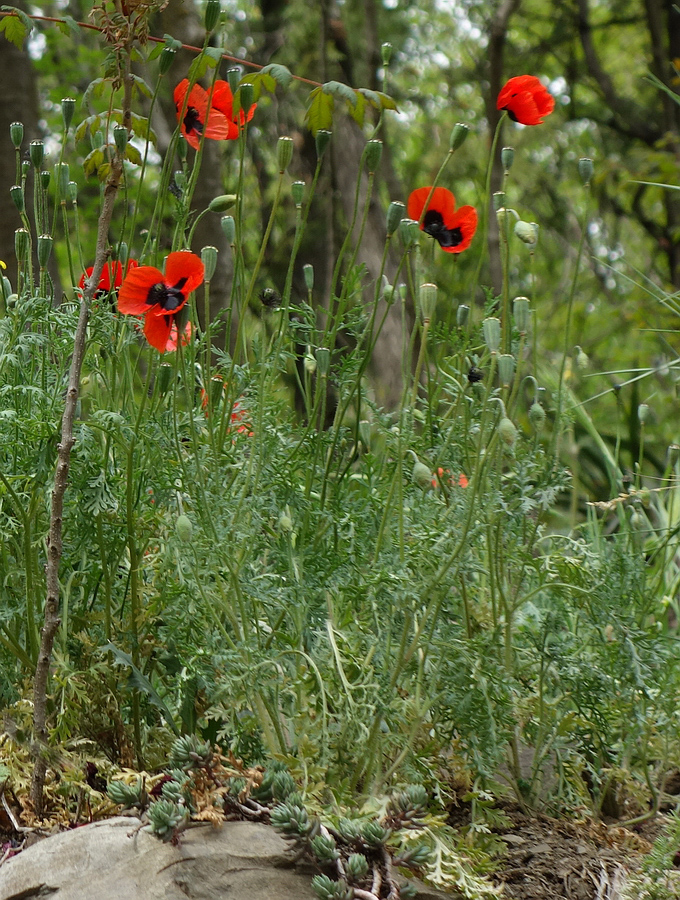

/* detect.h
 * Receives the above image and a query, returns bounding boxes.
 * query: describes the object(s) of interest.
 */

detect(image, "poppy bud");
[482,316,501,353]
[315,129,332,159]
[316,347,330,375]
[21,159,30,178]
[112,125,127,153]
[238,83,254,117]
[201,245,218,281]
[10,121,23,149]
[386,201,405,236]
[450,122,470,151]
[418,283,437,322]
[278,511,293,533]
[399,218,419,247]
[364,140,382,173]
[529,401,545,432]
[292,181,305,206]
[226,67,241,94]
[304,348,317,374]
[381,42,392,66]
[37,234,53,268]
[514,220,538,245]
[177,137,188,161]
[220,215,235,244]
[159,46,176,76]
[116,242,129,266]
[501,146,514,171]
[497,416,517,446]
[513,296,530,335]
[10,185,24,213]
[578,157,594,186]
[159,363,173,393]
[629,509,646,532]
[303,264,314,291]
[209,194,237,212]
[68,181,78,203]
[574,345,589,371]
[29,140,44,169]
[56,162,70,196]
[493,191,505,211]
[412,460,433,490]
[277,136,294,172]
[204,0,221,32]
[14,228,30,264]
[40,170,50,190]
[382,283,394,304]
[176,514,193,543]
[498,353,515,387]
[61,98,76,131]
[638,403,649,425]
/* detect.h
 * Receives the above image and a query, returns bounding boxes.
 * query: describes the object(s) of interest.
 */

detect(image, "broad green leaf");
[55,15,79,38]
[129,111,157,145]
[358,88,382,109]
[82,147,105,179]
[261,63,293,88]
[125,144,143,166]
[188,55,209,83]
[147,41,164,61]
[349,91,366,127]
[204,46,224,65]
[375,91,398,111]
[75,115,102,144]
[0,14,27,49]
[131,74,152,98]
[82,78,107,113]
[240,71,277,102]
[322,80,357,107]
[305,87,334,136]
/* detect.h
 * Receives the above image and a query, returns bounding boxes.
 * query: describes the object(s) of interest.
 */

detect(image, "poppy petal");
[144,310,174,353]
[164,251,205,295]
[118,266,165,315]
[440,205,478,254]
[497,75,554,125]
[407,187,457,225]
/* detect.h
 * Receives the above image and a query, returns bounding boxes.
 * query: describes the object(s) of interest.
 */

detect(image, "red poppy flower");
[496,75,554,126]
[79,259,139,299]
[432,467,469,489]
[117,251,204,353]
[165,320,193,353]
[174,79,256,151]
[407,187,477,253]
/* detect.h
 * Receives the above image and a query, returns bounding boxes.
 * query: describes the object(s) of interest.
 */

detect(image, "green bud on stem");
[201,245,218,281]
[277,136,294,172]
[10,121,23,149]
[61,98,76,131]
[386,201,405,236]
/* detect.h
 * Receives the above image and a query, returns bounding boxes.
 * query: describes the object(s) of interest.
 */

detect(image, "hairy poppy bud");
[418,283,437,322]
[304,349,317,374]
[113,125,128,153]
[381,42,392,66]
[315,129,332,159]
[220,215,235,243]
[37,234,53,268]
[482,316,501,353]
[176,515,193,543]
[574,345,589,371]
[529,401,545,432]
[61,98,76,131]
[498,353,515,387]
[578,157,594,186]
[10,185,24,213]
[291,181,305,206]
[29,140,44,169]
[316,347,330,375]
[204,0,221,32]
[514,220,538,245]
[303,264,314,291]
[412,460,433,490]
[14,228,30,264]
[450,122,470,151]
[456,304,469,328]
[10,121,23,149]
[56,162,70,196]
[201,245,218,281]
[365,140,383,173]
[498,416,517,446]
[159,46,176,76]
[68,181,78,203]
[209,194,237,212]
[501,146,514,171]
[638,403,649,425]
[226,67,241,94]
[386,201,405,236]
[278,511,293,533]
[382,283,394,304]
[116,241,129,267]
[513,297,530,335]
[277,136,294,172]
[238,83,254,117]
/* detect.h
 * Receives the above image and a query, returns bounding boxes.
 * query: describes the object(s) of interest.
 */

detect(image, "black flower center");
[423,210,463,248]
[147,277,189,312]
[183,106,203,135]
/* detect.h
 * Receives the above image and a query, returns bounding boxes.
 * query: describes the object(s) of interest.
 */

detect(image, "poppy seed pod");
[14,228,30,264]
[638,403,650,425]
[10,121,23,149]
[399,218,419,247]
[456,304,469,327]
[291,181,305,206]
[514,220,538,245]
[209,194,237,212]
[204,0,221,32]
[113,125,128,153]
[498,353,515,387]
[40,171,50,190]
[315,347,330,376]
[501,146,514,171]
[365,140,383,173]
[667,444,680,467]
[56,162,70,196]
[37,234,53,268]
[21,159,30,178]
[29,140,44,169]
[418,283,437,322]
[159,46,176,76]
[381,42,392,66]
[529,401,546,432]
[201,245,218,281]
[578,157,594,186]
[450,122,470,151]
[498,416,517,446]
[513,297,530,334]
[238,83,254,117]
[68,181,78,203]
[315,129,332,159]
[303,264,314,291]
[10,185,24,213]
[386,201,405,236]
[220,215,235,244]
[277,136,294,172]
[226,67,241,94]
[493,191,506,211]
[175,515,193,543]
[482,316,501,353]
[61,98,76,131]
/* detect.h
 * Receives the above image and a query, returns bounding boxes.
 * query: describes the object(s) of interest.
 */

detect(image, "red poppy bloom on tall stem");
[407,187,477,253]
[174,79,256,151]
[117,251,204,353]
[497,75,554,126]
[79,259,139,300]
